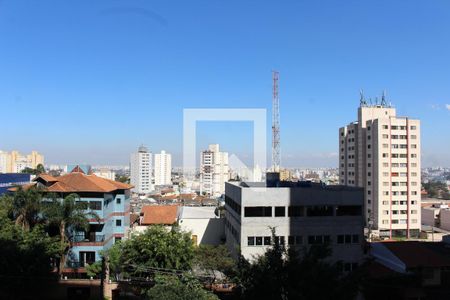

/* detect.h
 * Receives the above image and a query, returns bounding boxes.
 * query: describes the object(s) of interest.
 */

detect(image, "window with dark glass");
[244,206,272,217]
[89,201,102,210]
[288,206,304,217]
[306,206,333,217]
[256,237,263,246]
[248,237,255,246]
[263,236,271,245]
[116,219,122,226]
[335,205,362,216]
[275,206,285,217]
[288,236,295,245]
[352,235,359,243]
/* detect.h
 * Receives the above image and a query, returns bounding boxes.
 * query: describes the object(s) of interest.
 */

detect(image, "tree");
[86,261,102,278]
[193,245,237,285]
[237,229,361,300]
[6,186,43,230]
[147,274,219,300]
[115,174,130,184]
[21,164,46,175]
[44,193,99,276]
[121,225,195,275]
[102,242,123,281]
[0,205,59,297]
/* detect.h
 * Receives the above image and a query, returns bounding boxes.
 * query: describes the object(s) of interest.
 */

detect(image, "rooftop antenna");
[272,71,280,172]
[381,90,387,107]
[360,89,367,106]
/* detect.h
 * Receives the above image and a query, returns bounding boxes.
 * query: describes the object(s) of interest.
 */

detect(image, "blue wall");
[0,173,31,195]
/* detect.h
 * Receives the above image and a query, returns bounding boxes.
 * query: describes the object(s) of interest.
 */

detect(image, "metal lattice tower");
[272,71,280,172]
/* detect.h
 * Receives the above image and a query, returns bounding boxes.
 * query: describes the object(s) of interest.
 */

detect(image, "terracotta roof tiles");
[141,205,179,225]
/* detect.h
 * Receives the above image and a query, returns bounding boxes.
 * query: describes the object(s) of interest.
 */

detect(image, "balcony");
[73,233,105,243]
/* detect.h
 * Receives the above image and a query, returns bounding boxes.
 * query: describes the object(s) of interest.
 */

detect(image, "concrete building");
[200,144,229,197]
[93,168,116,181]
[179,206,224,246]
[422,203,450,231]
[130,145,153,194]
[154,150,172,186]
[0,150,44,173]
[339,99,421,238]
[33,171,132,271]
[224,178,365,268]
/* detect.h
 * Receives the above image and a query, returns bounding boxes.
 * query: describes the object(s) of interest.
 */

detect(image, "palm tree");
[10,186,43,230]
[44,193,99,276]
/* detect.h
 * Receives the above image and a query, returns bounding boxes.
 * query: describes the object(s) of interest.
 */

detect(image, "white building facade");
[200,144,229,197]
[154,150,172,186]
[224,180,365,269]
[339,101,421,238]
[130,145,153,194]
[0,150,44,173]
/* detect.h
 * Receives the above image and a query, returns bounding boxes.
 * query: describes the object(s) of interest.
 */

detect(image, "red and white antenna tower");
[272,71,280,172]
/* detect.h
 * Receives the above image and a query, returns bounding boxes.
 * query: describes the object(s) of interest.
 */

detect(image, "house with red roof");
[33,170,133,274]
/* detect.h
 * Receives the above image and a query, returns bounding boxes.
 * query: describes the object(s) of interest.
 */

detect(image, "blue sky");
[1,0,449,167]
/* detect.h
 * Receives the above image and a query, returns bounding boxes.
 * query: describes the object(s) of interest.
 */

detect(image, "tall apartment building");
[339,99,421,238]
[224,178,365,269]
[200,144,229,196]
[154,150,172,186]
[130,145,153,194]
[0,150,44,173]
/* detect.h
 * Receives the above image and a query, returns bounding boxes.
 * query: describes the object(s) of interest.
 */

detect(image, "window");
[411,125,417,130]
[306,206,333,217]
[336,205,362,216]
[89,201,102,210]
[383,125,389,130]
[256,237,263,246]
[116,198,121,204]
[288,206,304,217]
[245,206,272,217]
[411,154,417,158]
[275,206,285,217]
[308,235,329,245]
[337,234,359,244]
[411,135,417,139]
[116,219,122,226]
[264,236,271,245]
[248,237,255,246]
[411,144,417,149]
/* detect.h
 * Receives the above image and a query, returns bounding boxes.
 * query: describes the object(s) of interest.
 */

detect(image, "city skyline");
[1,1,450,167]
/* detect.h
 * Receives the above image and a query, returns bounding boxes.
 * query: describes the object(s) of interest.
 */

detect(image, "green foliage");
[86,261,103,278]
[43,193,100,274]
[115,174,130,183]
[147,274,219,300]
[101,242,123,281]
[21,164,46,175]
[237,229,361,300]
[423,181,449,198]
[194,245,237,283]
[121,226,195,274]
[6,186,43,230]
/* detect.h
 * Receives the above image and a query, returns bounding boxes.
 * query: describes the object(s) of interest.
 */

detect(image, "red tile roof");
[34,172,133,193]
[141,205,178,225]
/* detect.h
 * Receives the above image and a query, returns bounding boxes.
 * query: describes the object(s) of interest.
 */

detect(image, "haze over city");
[1,0,450,167]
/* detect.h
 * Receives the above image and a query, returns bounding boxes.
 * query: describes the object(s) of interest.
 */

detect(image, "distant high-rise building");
[339,99,421,238]
[154,150,172,186]
[200,144,229,196]
[130,145,153,194]
[0,150,44,173]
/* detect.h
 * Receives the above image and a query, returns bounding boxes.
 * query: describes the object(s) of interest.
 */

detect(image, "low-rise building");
[224,176,365,268]
[179,206,224,246]
[33,171,132,271]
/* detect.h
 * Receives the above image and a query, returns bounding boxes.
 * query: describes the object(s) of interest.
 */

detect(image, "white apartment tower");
[339,97,421,238]
[154,150,172,186]
[130,145,153,194]
[200,144,229,196]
